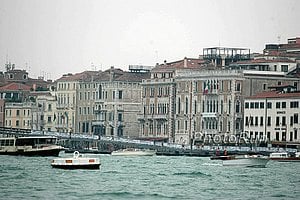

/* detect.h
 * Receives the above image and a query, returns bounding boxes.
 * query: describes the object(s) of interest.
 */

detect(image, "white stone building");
[244,86,300,146]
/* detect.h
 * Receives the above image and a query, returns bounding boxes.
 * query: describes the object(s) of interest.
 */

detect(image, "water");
[0,154,299,200]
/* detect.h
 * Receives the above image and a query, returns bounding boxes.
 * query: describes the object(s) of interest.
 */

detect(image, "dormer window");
[9,74,13,79]
[23,74,28,79]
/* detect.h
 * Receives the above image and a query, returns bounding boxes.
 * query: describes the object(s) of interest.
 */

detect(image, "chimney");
[184,57,188,68]
[110,66,114,82]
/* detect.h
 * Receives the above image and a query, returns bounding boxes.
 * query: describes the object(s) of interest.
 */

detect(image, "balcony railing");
[202,112,217,118]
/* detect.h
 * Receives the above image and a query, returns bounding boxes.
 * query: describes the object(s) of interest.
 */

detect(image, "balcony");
[94,109,107,114]
[201,112,217,118]
[92,121,105,126]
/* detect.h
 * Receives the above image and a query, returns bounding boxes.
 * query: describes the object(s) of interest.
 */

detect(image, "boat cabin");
[0,137,16,147]
[15,136,58,147]
[269,152,289,158]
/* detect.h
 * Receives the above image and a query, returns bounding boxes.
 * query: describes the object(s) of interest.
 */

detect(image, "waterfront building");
[244,85,300,146]
[139,56,300,145]
[33,93,57,132]
[76,71,100,135]
[4,101,34,130]
[174,69,245,145]
[93,67,150,138]
[138,58,212,143]
[55,71,98,134]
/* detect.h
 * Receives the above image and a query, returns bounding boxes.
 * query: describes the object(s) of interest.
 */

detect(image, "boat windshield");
[15,137,57,146]
[0,139,15,146]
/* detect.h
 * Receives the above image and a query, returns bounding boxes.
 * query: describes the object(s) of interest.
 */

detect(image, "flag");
[64,111,68,119]
[203,80,209,94]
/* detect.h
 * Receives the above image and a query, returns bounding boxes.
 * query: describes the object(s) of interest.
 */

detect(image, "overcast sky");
[0,0,299,80]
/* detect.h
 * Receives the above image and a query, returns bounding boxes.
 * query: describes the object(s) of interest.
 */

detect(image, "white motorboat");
[0,136,64,156]
[269,152,300,162]
[51,151,101,170]
[111,148,156,156]
[222,155,269,167]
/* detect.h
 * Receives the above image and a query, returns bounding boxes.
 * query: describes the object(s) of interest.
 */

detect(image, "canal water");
[0,153,299,200]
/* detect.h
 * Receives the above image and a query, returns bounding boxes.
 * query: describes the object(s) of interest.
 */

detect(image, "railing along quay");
[0,128,298,156]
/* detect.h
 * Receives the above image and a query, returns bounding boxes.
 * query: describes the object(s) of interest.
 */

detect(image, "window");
[263,84,267,90]
[267,132,270,140]
[255,102,259,109]
[282,102,286,109]
[118,91,123,99]
[260,102,264,109]
[16,110,20,116]
[250,102,254,109]
[48,116,51,123]
[294,113,298,124]
[276,102,280,109]
[282,132,286,141]
[267,116,271,126]
[236,83,241,91]
[255,116,258,126]
[276,132,279,141]
[281,65,288,72]
[16,120,19,127]
[185,97,188,114]
[260,117,264,126]
[282,116,286,126]
[178,98,181,114]
[245,116,249,126]
[291,101,299,108]
[250,116,254,126]
[267,102,272,109]
[245,102,249,109]
[118,113,122,122]
[276,117,280,126]
[290,116,294,126]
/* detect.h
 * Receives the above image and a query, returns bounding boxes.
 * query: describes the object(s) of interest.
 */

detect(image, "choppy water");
[0,153,299,200]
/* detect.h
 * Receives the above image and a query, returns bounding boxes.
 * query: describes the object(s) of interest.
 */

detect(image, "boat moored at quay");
[269,152,300,162]
[222,155,269,167]
[0,136,64,156]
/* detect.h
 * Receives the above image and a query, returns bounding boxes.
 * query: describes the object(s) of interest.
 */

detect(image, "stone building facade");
[93,67,150,138]
[244,86,300,145]
[138,57,300,145]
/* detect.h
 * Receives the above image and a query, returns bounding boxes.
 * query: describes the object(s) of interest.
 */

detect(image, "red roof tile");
[0,82,32,91]
[247,90,300,99]
[152,58,210,72]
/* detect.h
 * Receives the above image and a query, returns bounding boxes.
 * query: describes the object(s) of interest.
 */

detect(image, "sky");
[0,0,299,80]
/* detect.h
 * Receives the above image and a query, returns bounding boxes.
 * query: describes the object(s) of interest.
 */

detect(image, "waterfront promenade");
[1,128,297,157]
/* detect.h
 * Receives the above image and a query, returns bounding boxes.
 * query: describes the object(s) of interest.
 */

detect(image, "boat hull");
[223,158,269,167]
[269,158,300,162]
[51,154,101,170]
[51,164,100,170]
[0,148,63,157]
